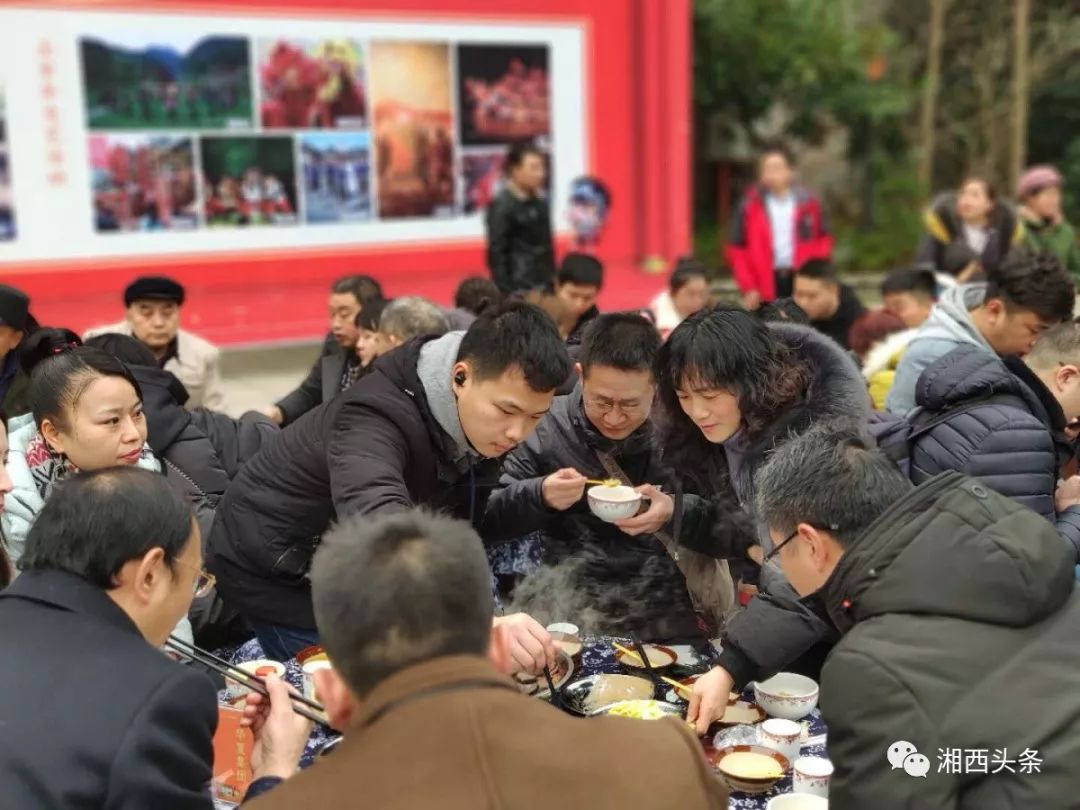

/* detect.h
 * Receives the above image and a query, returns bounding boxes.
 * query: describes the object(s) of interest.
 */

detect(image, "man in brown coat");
[247,510,728,810]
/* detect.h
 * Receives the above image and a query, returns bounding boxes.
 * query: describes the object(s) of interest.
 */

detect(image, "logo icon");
[888,741,929,778]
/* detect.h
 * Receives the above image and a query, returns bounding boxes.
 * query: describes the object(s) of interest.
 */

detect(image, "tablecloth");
[215,636,829,809]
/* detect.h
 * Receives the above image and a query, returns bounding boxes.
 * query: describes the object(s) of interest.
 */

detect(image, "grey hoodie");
[416,331,474,470]
[885,283,990,414]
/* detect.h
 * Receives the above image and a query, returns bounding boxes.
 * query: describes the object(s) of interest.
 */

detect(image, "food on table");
[617,645,676,668]
[254,665,277,677]
[720,702,765,724]
[720,751,784,780]
[604,700,673,720]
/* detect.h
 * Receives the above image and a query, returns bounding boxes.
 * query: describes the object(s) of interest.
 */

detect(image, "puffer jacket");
[485,187,555,295]
[908,344,1080,563]
[670,322,870,687]
[821,472,1080,808]
[482,385,704,641]
[917,191,1023,277]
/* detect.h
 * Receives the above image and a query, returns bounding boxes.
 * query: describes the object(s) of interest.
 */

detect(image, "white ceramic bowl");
[587,485,642,522]
[766,794,828,810]
[754,672,819,720]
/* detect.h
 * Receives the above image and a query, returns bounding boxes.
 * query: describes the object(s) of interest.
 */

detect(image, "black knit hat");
[557,253,604,287]
[0,284,30,331]
[124,276,185,307]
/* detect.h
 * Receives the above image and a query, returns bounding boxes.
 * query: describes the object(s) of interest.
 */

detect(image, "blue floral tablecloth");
[215,636,828,809]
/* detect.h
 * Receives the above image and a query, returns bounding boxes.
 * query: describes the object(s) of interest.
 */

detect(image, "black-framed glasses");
[763,523,839,564]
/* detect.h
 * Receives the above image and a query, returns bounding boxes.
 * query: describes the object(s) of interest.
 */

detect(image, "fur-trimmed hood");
[861,328,920,381]
[661,322,871,504]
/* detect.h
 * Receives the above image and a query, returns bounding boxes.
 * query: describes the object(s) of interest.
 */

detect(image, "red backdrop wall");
[2,0,691,345]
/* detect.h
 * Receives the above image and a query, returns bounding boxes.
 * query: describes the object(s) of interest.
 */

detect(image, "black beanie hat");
[124,276,186,307]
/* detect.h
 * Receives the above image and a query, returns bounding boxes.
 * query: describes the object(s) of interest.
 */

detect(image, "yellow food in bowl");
[605,700,670,720]
[720,752,784,780]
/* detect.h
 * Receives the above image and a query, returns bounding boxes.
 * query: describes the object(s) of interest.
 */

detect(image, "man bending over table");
[246,509,728,810]
[209,302,571,669]
[709,421,1080,807]
[0,468,310,808]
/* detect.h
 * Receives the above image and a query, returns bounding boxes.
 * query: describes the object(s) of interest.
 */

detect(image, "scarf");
[23,431,155,501]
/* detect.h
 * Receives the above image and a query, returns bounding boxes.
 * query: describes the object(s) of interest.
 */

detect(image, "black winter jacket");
[485,188,555,295]
[909,344,1080,563]
[275,333,357,427]
[207,337,503,629]
[668,323,870,687]
[483,386,701,641]
[820,472,1080,808]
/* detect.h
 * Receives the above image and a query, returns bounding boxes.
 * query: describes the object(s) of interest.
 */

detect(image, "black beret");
[124,276,185,307]
[0,284,30,331]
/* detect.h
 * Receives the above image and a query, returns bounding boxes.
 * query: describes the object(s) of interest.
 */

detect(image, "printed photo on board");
[258,38,368,129]
[369,41,456,219]
[200,136,298,227]
[300,132,372,223]
[88,134,198,233]
[456,44,550,147]
[80,33,253,130]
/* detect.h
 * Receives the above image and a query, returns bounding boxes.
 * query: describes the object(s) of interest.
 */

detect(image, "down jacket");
[908,344,1080,564]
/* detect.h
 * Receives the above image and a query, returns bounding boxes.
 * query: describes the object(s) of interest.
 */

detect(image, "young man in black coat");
[485,141,555,295]
[0,468,309,808]
[208,303,573,665]
[484,314,707,640]
[264,274,383,426]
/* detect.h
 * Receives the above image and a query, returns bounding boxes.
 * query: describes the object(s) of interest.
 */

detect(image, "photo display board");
[0,6,586,262]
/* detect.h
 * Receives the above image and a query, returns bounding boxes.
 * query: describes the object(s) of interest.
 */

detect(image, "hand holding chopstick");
[165,635,327,725]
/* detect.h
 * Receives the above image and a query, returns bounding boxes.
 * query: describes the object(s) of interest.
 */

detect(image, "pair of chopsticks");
[612,641,693,700]
[166,635,328,726]
[585,478,621,487]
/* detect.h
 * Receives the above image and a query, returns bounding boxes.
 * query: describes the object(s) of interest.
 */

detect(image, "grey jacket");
[821,472,1080,808]
[886,283,991,414]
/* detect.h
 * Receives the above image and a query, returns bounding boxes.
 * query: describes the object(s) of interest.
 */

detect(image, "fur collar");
[861,328,919,380]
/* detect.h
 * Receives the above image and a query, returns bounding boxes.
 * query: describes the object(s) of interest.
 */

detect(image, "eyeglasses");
[584,396,645,416]
[763,523,839,564]
[174,559,216,598]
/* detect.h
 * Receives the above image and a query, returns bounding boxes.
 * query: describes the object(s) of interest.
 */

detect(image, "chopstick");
[631,635,660,686]
[585,478,620,486]
[662,675,693,698]
[612,641,645,665]
[542,665,564,710]
[166,635,327,724]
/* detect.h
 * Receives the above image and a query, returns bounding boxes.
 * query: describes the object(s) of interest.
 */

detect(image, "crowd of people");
[2,138,1080,809]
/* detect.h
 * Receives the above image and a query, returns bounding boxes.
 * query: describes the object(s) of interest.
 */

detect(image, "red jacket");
[726,185,832,301]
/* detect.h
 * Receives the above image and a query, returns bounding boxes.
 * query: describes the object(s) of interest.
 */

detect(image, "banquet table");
[214,636,829,809]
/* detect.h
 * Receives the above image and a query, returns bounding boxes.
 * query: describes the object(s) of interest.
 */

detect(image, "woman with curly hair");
[654,305,871,734]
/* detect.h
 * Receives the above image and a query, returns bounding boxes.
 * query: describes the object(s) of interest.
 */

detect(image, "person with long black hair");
[654,305,871,734]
